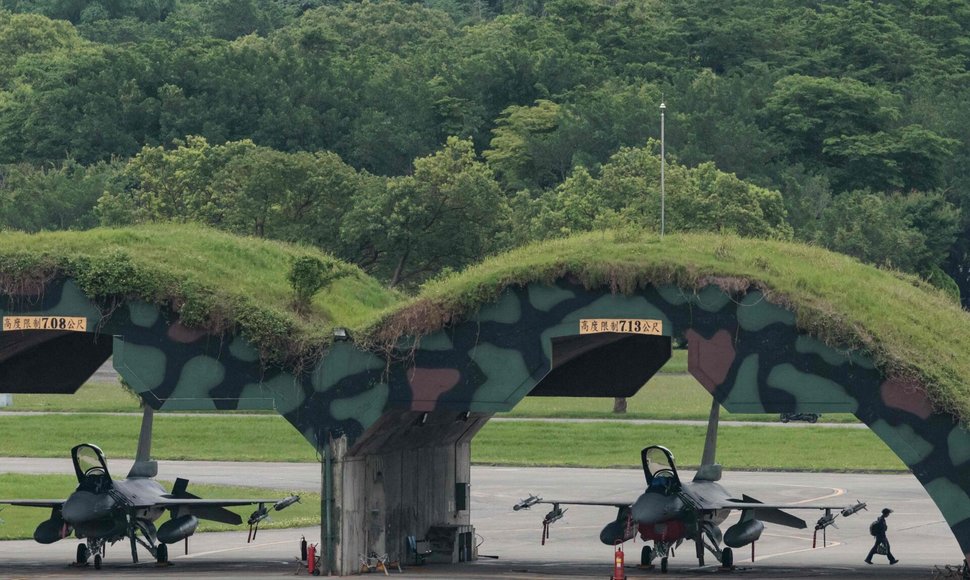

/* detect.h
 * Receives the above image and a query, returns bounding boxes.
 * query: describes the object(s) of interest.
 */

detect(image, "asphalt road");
[0,460,963,578]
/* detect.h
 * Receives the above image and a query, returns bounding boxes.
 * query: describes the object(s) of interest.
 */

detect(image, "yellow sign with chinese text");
[579,318,663,335]
[2,316,88,332]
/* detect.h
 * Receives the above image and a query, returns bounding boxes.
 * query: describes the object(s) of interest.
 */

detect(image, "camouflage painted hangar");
[2,226,970,575]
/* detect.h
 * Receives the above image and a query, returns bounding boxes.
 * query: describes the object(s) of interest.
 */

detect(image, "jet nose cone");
[631,492,684,524]
[62,491,112,524]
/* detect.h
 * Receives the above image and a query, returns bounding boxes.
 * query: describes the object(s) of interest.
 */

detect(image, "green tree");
[532,144,791,240]
[485,100,577,191]
[813,190,958,275]
[0,159,122,231]
[342,137,507,287]
[97,136,256,225]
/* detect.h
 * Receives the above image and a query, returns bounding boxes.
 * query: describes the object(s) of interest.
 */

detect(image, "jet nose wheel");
[641,545,653,566]
[94,554,102,570]
[76,543,90,565]
[721,547,734,568]
[156,543,168,564]
[660,556,668,572]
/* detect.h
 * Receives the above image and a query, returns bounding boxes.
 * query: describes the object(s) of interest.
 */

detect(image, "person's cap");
[882,508,893,515]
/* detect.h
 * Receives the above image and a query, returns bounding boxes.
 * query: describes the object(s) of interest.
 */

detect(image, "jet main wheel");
[660,556,668,573]
[76,543,90,564]
[641,545,653,566]
[156,543,168,564]
[721,547,734,568]
[94,554,102,570]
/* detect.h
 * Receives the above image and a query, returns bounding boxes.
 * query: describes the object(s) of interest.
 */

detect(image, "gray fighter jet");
[0,408,299,569]
[515,403,866,572]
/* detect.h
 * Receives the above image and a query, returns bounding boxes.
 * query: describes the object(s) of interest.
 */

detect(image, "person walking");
[865,508,899,565]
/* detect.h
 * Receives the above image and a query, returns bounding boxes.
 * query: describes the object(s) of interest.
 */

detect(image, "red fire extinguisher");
[611,543,625,580]
[307,543,319,576]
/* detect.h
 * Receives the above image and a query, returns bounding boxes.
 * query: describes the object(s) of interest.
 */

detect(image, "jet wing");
[513,495,632,510]
[0,499,65,508]
[712,496,862,530]
[150,498,286,508]
[689,492,850,513]
[536,500,631,507]
[146,495,300,525]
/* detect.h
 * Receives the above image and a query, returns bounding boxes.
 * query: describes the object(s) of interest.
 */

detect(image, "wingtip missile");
[841,501,867,517]
[513,494,541,511]
[274,495,300,511]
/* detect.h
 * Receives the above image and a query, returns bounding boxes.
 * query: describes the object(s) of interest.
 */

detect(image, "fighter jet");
[514,402,866,572]
[0,407,300,569]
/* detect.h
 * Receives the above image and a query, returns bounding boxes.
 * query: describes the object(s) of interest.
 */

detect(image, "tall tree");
[343,137,507,287]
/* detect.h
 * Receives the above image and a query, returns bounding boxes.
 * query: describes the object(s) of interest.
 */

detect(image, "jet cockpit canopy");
[71,444,112,491]
[642,445,680,492]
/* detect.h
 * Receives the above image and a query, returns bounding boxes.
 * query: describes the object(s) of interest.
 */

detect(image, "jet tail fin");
[127,404,158,478]
[700,397,719,467]
[692,397,723,481]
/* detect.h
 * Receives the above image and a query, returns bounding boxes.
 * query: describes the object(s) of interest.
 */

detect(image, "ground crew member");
[865,508,898,565]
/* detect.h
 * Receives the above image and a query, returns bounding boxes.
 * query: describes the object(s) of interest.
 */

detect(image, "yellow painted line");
[790,486,846,504]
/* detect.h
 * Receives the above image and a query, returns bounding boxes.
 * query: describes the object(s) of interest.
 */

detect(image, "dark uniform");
[866,508,898,565]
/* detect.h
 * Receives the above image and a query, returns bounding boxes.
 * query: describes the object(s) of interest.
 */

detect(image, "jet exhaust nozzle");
[158,515,199,544]
[33,518,67,544]
[724,518,764,548]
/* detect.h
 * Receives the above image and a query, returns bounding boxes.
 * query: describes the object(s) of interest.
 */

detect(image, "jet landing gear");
[697,525,735,571]
[76,543,90,565]
[127,515,171,566]
[640,542,673,573]
[75,539,105,569]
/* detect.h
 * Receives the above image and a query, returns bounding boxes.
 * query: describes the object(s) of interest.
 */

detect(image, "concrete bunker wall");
[3,276,970,573]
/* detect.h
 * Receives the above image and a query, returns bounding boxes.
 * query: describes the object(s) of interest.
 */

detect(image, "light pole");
[660,101,666,238]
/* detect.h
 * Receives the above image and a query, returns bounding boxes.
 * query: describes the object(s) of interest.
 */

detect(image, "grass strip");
[472,421,906,472]
[9,366,857,423]
[4,383,269,414]
[0,415,902,472]
[503,374,858,423]
[0,414,317,462]
[0,474,318,541]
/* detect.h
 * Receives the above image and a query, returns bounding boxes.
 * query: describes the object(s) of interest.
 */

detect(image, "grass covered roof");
[0,224,399,363]
[1,226,967,422]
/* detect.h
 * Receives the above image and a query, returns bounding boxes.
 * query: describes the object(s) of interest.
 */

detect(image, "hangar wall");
[4,276,970,573]
[329,439,476,572]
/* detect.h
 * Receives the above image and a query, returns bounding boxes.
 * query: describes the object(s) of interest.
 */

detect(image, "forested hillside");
[0,0,967,302]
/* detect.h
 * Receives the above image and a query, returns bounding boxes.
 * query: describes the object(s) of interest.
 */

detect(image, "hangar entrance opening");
[0,330,112,395]
[530,333,671,397]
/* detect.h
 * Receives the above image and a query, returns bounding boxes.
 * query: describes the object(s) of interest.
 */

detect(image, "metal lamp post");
[660,101,666,238]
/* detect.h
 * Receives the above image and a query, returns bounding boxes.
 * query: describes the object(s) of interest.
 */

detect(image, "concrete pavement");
[0,460,963,578]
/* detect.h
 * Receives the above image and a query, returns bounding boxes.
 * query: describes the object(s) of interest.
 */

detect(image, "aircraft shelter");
[2,232,970,575]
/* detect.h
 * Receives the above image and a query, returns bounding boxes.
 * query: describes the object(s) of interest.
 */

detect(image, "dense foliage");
[0,0,968,303]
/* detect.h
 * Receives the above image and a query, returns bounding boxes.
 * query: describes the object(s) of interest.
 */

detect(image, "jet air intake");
[158,515,199,544]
